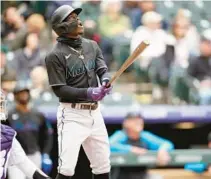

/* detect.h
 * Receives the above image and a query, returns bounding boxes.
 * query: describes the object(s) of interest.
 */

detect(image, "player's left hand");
[42,153,53,174]
[156,150,171,166]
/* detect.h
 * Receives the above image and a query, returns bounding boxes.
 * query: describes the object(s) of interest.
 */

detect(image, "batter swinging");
[45,5,112,179]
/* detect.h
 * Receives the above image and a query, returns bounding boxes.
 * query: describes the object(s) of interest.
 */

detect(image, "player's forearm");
[97,68,111,84]
[17,156,51,179]
[52,85,88,101]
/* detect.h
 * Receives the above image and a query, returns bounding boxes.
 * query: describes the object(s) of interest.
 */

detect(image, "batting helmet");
[51,5,82,36]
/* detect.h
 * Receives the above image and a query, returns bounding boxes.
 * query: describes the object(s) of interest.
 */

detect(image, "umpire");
[45,5,112,179]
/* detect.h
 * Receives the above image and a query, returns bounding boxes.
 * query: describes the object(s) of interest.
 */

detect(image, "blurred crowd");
[1,0,211,105]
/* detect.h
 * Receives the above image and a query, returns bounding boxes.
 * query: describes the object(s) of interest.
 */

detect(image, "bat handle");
[105,82,111,88]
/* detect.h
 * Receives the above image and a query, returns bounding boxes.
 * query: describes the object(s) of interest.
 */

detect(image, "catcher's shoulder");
[1,124,16,134]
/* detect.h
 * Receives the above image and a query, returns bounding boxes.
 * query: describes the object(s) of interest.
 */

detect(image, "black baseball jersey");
[45,38,109,103]
[6,107,53,155]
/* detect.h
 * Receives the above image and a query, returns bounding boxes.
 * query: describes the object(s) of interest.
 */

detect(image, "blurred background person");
[26,13,52,50]
[130,11,167,83]
[123,0,157,30]
[83,19,101,44]
[30,66,51,100]
[109,112,174,179]
[80,0,101,23]
[188,29,211,105]
[45,1,73,20]
[176,8,200,56]
[5,82,53,179]
[1,45,16,83]
[99,0,132,67]
[149,11,196,104]
[9,33,44,81]
[2,6,27,51]
[167,15,195,103]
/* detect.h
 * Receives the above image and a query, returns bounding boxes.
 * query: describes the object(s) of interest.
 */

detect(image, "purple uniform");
[0,124,16,179]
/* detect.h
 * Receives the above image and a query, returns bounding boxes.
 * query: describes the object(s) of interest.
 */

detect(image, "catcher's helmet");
[51,5,82,25]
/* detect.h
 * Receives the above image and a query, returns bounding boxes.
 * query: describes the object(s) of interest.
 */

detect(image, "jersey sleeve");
[8,138,27,166]
[45,52,67,86]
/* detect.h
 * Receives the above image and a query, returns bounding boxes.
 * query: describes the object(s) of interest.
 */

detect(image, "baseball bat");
[107,40,150,87]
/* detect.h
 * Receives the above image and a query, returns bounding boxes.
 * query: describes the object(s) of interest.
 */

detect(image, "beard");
[18,99,29,105]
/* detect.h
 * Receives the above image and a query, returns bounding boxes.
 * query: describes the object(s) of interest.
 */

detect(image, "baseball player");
[0,89,51,179]
[6,82,53,179]
[45,5,112,179]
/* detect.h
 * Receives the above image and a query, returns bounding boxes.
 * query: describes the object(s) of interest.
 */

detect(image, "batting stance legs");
[56,103,110,179]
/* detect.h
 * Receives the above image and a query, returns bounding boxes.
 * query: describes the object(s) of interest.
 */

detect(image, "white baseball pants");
[57,103,110,176]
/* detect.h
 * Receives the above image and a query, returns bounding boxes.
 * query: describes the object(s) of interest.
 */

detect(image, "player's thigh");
[82,109,110,174]
[57,118,91,175]
[8,166,26,179]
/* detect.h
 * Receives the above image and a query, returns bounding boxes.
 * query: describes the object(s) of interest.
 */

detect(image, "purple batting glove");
[87,86,106,101]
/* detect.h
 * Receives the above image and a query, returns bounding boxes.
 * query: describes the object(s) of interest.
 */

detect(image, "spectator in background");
[26,14,52,50]
[2,6,27,51]
[124,0,156,30]
[98,0,132,67]
[99,1,131,38]
[167,16,196,103]
[30,66,51,100]
[130,11,167,82]
[1,45,16,83]
[110,112,174,179]
[176,9,200,56]
[10,33,44,81]
[83,19,101,44]
[45,1,72,20]
[1,45,17,105]
[80,0,101,22]
[6,82,53,179]
[188,29,211,105]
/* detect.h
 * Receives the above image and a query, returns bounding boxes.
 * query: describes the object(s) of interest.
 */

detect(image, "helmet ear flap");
[52,20,78,36]
[53,22,69,36]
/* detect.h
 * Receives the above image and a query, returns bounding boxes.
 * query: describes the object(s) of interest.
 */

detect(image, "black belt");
[71,103,98,110]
